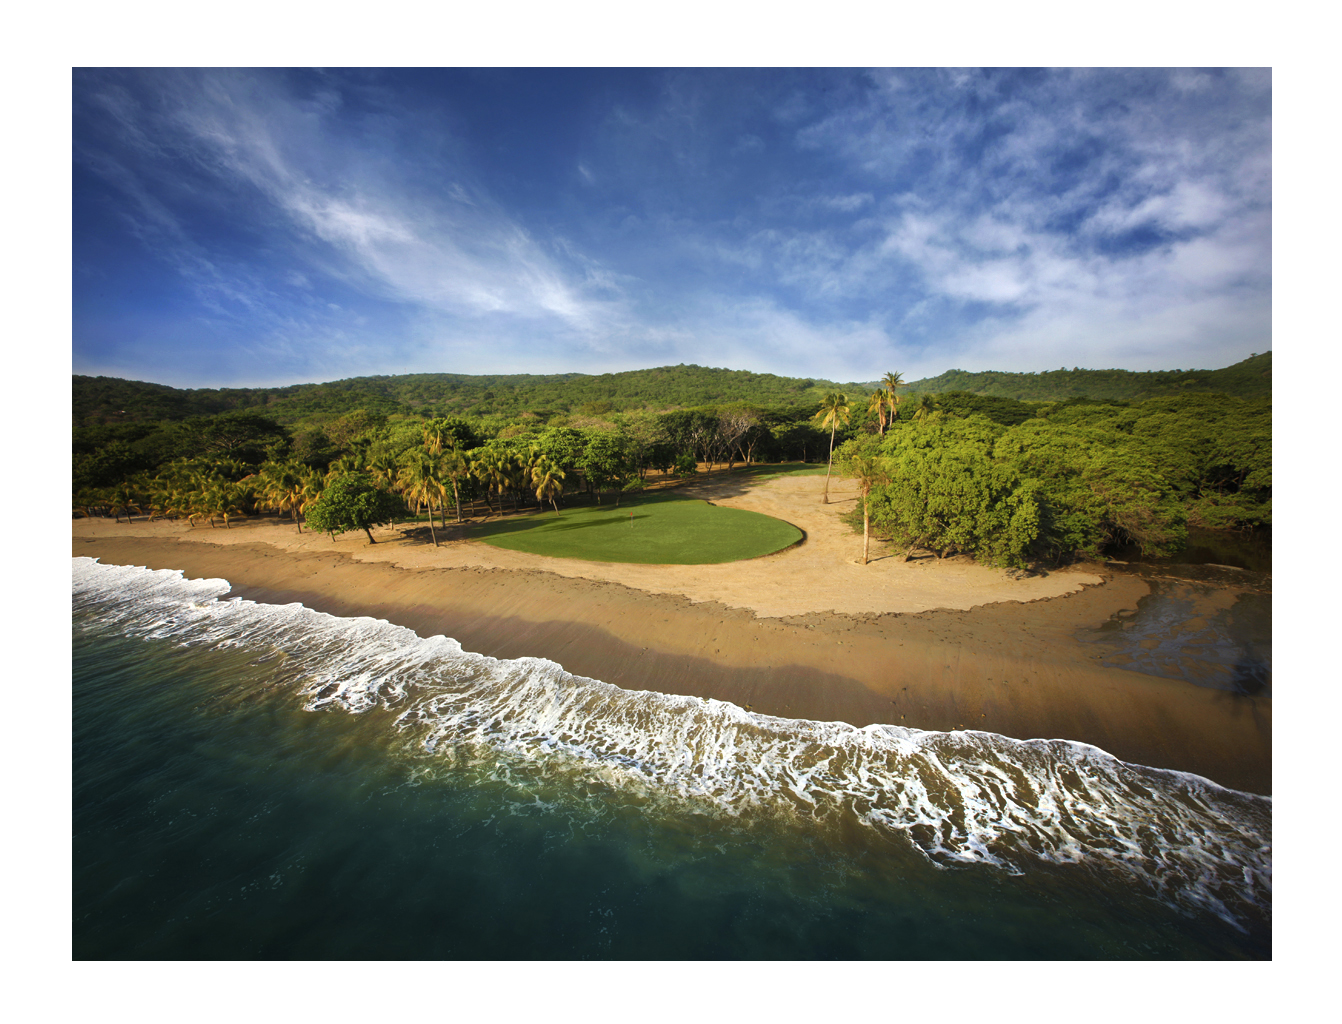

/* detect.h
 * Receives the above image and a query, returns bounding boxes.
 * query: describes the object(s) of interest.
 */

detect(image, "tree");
[881,372,906,432]
[215,481,248,529]
[837,436,890,565]
[672,453,698,477]
[864,417,1041,567]
[911,394,940,422]
[440,448,471,523]
[531,458,566,515]
[716,405,761,471]
[109,480,141,523]
[365,450,400,491]
[472,449,511,515]
[812,392,852,503]
[303,474,406,545]
[399,452,447,546]
[326,454,364,481]
[422,416,479,453]
[580,432,632,503]
[866,390,888,435]
[173,412,289,464]
[256,461,309,531]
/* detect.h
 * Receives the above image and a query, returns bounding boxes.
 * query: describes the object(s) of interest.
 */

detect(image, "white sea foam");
[72,556,1271,930]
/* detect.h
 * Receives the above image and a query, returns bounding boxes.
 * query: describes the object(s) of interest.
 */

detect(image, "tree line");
[75,374,1270,568]
[828,389,1270,569]
[72,351,1269,429]
[72,403,843,542]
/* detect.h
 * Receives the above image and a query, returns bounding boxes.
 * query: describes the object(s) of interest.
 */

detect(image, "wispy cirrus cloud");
[73,69,1271,387]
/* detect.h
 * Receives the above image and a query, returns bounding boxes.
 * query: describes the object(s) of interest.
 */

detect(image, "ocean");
[72,556,1271,959]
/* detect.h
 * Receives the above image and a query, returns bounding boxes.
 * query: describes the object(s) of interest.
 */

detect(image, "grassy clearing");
[735,463,829,483]
[474,491,802,564]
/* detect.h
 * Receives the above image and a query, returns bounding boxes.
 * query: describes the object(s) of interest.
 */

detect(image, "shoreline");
[73,522,1272,795]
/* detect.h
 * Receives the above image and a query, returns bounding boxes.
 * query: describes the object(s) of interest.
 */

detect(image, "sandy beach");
[72,469,1272,794]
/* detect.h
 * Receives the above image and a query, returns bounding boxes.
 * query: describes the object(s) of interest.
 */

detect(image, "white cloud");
[75,70,1270,385]
[102,71,623,337]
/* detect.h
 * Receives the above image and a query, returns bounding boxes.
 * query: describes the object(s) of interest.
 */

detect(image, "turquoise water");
[72,558,1271,959]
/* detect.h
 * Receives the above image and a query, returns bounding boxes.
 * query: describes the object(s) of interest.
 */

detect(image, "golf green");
[474,492,803,564]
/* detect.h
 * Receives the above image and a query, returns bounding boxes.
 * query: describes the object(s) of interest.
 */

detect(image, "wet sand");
[71,471,1271,794]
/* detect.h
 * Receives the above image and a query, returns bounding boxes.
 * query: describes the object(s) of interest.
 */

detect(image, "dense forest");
[72,352,1271,427]
[900,351,1271,401]
[72,353,1270,567]
[72,364,872,428]
[836,392,1270,568]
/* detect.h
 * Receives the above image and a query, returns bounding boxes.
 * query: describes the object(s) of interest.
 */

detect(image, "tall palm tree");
[254,462,296,529]
[296,469,325,527]
[366,451,399,491]
[531,458,566,516]
[399,452,447,546]
[423,421,449,456]
[109,480,141,523]
[812,392,852,504]
[845,447,890,565]
[440,448,470,523]
[217,482,247,528]
[473,451,508,516]
[881,371,905,433]
[866,390,888,435]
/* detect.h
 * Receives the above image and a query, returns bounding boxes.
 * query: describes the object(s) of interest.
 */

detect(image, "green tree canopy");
[302,474,405,545]
[865,416,1042,567]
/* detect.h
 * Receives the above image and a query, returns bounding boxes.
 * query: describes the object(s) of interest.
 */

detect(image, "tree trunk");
[551,497,561,516]
[823,425,836,503]
[862,490,870,565]
[364,526,377,544]
[428,502,438,547]
[453,481,462,523]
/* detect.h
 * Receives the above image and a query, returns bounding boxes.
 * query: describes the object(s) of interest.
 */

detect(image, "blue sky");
[72,68,1271,388]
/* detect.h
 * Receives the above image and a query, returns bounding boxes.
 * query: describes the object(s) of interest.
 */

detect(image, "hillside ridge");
[74,353,1269,426]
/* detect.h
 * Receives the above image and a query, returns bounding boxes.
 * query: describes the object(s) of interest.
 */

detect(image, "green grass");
[736,463,829,483]
[474,490,803,564]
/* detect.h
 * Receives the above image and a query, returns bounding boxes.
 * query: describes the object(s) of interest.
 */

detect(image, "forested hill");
[73,365,866,427]
[899,352,1271,402]
[73,352,1269,427]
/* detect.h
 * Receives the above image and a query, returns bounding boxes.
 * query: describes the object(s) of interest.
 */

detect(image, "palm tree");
[256,462,306,530]
[496,453,526,512]
[399,452,447,546]
[109,480,141,523]
[881,371,905,432]
[366,451,400,491]
[866,390,888,435]
[532,458,566,516]
[846,447,890,565]
[217,482,247,528]
[326,455,362,482]
[473,451,508,516]
[440,448,470,523]
[423,421,449,456]
[812,392,852,504]
[292,469,323,529]
[911,394,939,422]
